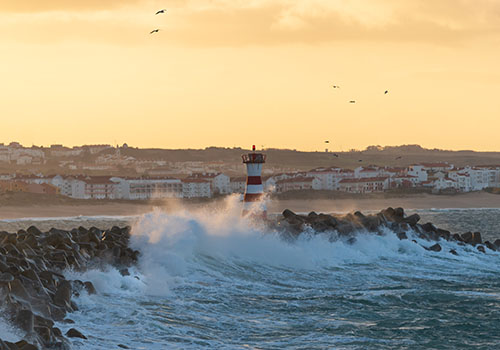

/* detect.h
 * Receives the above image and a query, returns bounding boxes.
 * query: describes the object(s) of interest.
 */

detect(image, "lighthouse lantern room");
[242,145,267,217]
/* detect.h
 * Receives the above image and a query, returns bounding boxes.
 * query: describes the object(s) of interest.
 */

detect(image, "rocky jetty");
[1,208,499,349]
[276,207,500,254]
[0,225,139,349]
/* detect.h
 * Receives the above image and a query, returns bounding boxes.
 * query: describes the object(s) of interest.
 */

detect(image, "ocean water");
[45,203,500,350]
[2,204,497,349]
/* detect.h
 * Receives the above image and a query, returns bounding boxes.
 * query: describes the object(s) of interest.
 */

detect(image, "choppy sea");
[2,205,500,349]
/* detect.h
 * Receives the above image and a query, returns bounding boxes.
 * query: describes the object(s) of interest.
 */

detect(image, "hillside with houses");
[2,142,500,200]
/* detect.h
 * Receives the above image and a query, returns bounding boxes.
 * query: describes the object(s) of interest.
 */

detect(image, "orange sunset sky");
[1,0,499,151]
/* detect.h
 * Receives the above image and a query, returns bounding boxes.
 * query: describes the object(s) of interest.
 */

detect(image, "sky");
[1,0,500,151]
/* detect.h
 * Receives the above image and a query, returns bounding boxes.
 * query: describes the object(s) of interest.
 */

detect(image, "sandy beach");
[1,192,499,221]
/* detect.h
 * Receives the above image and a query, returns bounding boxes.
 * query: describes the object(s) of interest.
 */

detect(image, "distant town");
[1,142,500,200]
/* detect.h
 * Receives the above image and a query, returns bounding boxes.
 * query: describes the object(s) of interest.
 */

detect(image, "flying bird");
[332,85,340,89]
[150,29,160,34]
[384,90,389,94]
[349,100,356,104]
[358,160,363,162]
[155,9,167,15]
[325,141,330,144]
[396,156,402,160]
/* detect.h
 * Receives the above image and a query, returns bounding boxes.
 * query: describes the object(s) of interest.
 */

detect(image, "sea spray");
[48,207,500,349]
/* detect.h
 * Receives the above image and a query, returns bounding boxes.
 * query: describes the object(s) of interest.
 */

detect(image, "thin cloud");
[0,0,499,46]
[0,0,144,13]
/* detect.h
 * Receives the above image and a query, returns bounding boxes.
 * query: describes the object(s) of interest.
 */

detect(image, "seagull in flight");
[349,100,356,104]
[155,9,167,15]
[150,29,160,34]
[384,90,389,94]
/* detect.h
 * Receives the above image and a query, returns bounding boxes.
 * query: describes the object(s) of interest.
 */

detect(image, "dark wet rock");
[34,326,53,345]
[461,232,473,244]
[15,309,34,334]
[51,327,63,338]
[34,315,54,329]
[471,232,482,245]
[436,229,451,241]
[118,345,130,349]
[26,226,43,237]
[346,237,356,245]
[8,279,31,300]
[307,211,318,219]
[485,241,497,251]
[449,249,458,256]
[402,213,420,226]
[396,232,408,240]
[61,319,75,324]
[17,342,38,350]
[14,340,36,350]
[353,211,365,219]
[119,268,130,277]
[83,281,97,295]
[359,215,381,231]
[53,281,72,309]
[452,233,463,242]
[0,339,9,350]
[477,246,486,253]
[0,260,9,273]
[66,328,87,340]
[48,303,66,321]
[421,223,437,233]
[336,223,355,236]
[494,239,500,248]
[0,272,14,283]
[282,209,296,220]
[426,243,442,252]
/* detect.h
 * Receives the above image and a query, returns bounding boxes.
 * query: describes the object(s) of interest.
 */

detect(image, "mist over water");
[56,203,500,349]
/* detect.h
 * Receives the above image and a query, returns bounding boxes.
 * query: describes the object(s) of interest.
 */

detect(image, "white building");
[187,173,230,194]
[433,177,458,192]
[354,166,382,179]
[448,171,472,192]
[276,176,322,192]
[338,176,390,193]
[407,165,428,183]
[113,177,183,200]
[391,174,419,188]
[420,162,454,172]
[182,179,211,198]
[230,177,246,194]
[306,167,342,190]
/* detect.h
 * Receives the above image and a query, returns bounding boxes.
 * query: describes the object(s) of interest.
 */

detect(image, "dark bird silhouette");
[396,156,402,160]
[349,100,356,103]
[332,85,340,89]
[358,159,363,162]
[384,90,389,94]
[333,153,339,158]
[150,29,160,34]
[155,9,166,15]
[325,141,329,144]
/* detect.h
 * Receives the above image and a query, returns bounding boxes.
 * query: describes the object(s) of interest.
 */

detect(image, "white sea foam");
[0,315,22,343]
[59,203,500,350]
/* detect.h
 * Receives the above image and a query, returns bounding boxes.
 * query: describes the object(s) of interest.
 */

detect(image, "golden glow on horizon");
[1,0,500,151]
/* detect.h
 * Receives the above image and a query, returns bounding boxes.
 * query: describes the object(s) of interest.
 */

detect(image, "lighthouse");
[242,145,267,218]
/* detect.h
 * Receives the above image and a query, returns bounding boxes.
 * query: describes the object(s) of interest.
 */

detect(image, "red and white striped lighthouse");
[242,145,267,218]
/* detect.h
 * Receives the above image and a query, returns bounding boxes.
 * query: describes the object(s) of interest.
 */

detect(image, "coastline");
[1,192,500,221]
